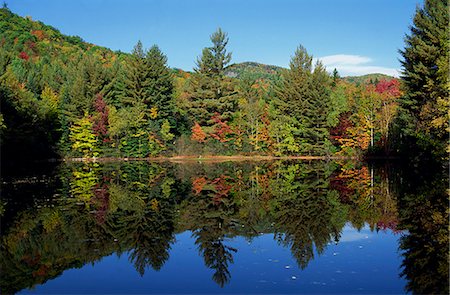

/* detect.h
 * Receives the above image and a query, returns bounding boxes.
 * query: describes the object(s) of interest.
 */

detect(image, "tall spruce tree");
[113,41,176,156]
[208,28,232,77]
[145,45,175,123]
[117,41,149,109]
[311,61,332,152]
[399,0,449,157]
[275,46,332,154]
[187,28,237,126]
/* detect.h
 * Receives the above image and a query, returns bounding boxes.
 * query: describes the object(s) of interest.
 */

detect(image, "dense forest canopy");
[0,0,448,162]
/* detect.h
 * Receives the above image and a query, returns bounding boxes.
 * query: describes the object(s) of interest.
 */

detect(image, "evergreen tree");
[187,28,237,126]
[275,45,332,155]
[62,53,108,121]
[399,0,449,157]
[102,57,122,107]
[332,68,340,87]
[310,61,332,152]
[207,28,232,77]
[111,42,176,156]
[145,45,175,123]
[117,41,149,109]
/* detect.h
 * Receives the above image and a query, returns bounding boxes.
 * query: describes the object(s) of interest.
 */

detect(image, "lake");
[1,160,448,294]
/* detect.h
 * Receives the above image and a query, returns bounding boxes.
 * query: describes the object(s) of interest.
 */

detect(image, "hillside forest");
[0,0,448,162]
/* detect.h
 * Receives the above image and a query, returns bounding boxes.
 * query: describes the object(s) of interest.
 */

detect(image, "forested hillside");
[343,74,393,85]
[224,62,283,81]
[0,0,448,162]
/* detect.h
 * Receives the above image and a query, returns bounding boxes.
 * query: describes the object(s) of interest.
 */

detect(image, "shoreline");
[64,155,359,163]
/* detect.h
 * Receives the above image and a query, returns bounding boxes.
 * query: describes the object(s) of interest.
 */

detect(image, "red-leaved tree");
[19,51,29,61]
[375,79,401,97]
[191,122,207,143]
[92,93,109,142]
[210,113,233,143]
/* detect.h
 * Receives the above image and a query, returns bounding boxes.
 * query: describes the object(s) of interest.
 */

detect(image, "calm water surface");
[1,161,447,294]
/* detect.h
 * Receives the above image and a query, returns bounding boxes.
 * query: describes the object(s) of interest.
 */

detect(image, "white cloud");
[319,54,372,66]
[315,54,400,77]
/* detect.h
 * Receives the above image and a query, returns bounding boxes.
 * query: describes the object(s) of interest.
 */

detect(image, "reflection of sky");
[338,224,372,242]
[20,224,405,294]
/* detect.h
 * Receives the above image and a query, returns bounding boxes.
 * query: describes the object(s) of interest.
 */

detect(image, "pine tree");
[145,45,175,122]
[310,61,332,152]
[187,28,237,126]
[275,45,332,154]
[113,42,176,156]
[207,28,232,77]
[332,68,340,87]
[399,0,449,156]
[117,41,149,109]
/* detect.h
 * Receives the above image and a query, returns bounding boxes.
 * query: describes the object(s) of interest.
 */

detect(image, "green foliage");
[201,28,232,77]
[145,45,176,122]
[225,62,283,81]
[344,73,392,85]
[107,41,176,157]
[399,0,449,158]
[274,45,332,155]
[160,119,175,142]
[116,41,150,108]
[328,83,348,127]
[69,114,98,158]
[186,28,237,127]
[269,116,301,155]
[1,6,445,160]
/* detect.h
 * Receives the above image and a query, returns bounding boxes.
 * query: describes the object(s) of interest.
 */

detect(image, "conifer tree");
[275,46,332,154]
[114,42,177,156]
[208,28,232,77]
[310,61,332,152]
[399,0,449,156]
[145,45,175,123]
[187,28,237,126]
[117,41,149,108]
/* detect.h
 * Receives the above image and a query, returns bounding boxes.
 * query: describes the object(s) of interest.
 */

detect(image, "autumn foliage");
[192,177,208,194]
[210,113,234,143]
[376,79,401,97]
[192,175,232,205]
[18,51,29,60]
[191,122,207,143]
[92,94,109,142]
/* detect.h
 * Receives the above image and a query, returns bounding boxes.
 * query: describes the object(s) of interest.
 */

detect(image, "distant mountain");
[224,62,285,80]
[223,63,397,85]
[343,73,396,84]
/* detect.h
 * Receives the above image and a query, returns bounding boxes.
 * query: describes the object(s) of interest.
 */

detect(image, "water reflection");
[395,163,449,294]
[0,160,447,294]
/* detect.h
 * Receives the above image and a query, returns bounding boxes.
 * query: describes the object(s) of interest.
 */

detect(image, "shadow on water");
[394,160,449,294]
[0,159,448,294]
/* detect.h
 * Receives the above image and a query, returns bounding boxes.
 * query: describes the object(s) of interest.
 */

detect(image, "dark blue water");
[19,226,404,294]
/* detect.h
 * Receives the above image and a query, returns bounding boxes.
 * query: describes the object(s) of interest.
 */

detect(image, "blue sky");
[8,0,422,76]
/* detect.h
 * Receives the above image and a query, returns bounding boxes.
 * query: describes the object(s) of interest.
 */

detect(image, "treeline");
[0,0,448,160]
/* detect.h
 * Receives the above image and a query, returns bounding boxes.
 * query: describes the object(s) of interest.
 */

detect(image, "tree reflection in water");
[187,174,238,287]
[396,162,449,294]
[0,160,447,293]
